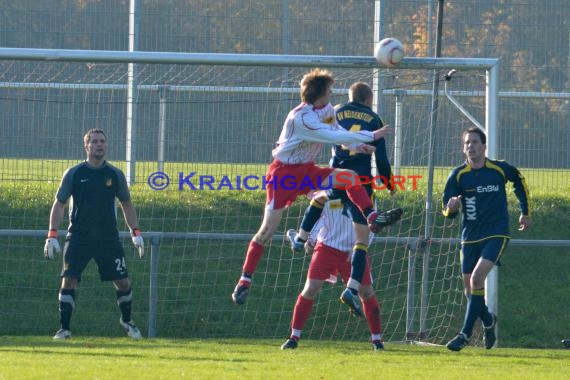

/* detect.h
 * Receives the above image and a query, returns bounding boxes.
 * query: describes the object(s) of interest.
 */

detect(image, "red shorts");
[265,160,335,210]
[307,242,372,285]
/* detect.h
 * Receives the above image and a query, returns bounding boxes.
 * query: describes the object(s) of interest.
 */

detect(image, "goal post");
[0,47,499,345]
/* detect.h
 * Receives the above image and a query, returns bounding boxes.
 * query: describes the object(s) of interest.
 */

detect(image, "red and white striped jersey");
[272,102,375,165]
[310,199,374,253]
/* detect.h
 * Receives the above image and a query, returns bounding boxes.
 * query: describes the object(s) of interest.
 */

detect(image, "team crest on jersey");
[105,178,113,187]
[323,116,334,124]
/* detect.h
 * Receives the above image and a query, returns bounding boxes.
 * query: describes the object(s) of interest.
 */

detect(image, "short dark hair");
[462,127,486,144]
[348,82,373,104]
[83,128,107,145]
[300,68,334,104]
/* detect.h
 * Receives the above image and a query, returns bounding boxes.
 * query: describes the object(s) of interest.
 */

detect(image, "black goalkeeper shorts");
[61,238,129,282]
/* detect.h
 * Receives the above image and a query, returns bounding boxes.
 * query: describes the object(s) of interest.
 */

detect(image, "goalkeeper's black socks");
[117,287,133,323]
[58,288,75,330]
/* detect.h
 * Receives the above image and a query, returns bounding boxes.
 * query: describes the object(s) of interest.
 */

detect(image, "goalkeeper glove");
[131,228,144,258]
[44,229,61,259]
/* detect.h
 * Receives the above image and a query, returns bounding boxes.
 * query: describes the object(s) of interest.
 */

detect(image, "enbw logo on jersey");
[476,184,499,193]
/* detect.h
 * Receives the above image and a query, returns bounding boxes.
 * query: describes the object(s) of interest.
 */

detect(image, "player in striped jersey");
[281,196,384,351]
[232,69,398,306]
[443,127,531,351]
[287,82,401,317]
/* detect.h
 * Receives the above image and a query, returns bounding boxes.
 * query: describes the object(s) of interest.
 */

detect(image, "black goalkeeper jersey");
[442,158,530,243]
[56,161,131,241]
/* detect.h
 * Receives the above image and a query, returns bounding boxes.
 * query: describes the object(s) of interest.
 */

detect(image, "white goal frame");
[0,47,500,342]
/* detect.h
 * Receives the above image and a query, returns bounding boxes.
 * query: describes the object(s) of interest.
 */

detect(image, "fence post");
[405,241,417,341]
[147,235,160,338]
[157,86,168,173]
[419,238,429,340]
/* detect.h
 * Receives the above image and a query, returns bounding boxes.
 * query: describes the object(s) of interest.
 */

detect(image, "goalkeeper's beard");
[88,151,106,162]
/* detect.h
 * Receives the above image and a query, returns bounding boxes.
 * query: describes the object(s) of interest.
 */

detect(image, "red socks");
[362,296,382,335]
[291,294,314,332]
[242,240,264,274]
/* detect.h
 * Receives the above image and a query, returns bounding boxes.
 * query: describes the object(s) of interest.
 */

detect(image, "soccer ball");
[375,38,404,67]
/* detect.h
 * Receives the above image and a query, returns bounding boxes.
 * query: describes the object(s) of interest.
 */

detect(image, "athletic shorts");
[460,237,509,274]
[265,160,335,210]
[307,241,372,285]
[327,184,373,225]
[61,238,129,282]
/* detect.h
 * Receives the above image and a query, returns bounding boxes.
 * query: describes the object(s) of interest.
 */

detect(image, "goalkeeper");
[281,196,384,351]
[287,82,400,317]
[44,128,145,340]
[231,69,401,306]
[443,127,531,352]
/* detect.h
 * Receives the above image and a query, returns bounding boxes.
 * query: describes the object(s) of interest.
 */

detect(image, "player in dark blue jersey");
[287,82,402,317]
[44,128,145,340]
[442,127,531,351]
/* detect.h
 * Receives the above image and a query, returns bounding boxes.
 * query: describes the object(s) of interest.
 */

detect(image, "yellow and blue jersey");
[331,101,393,189]
[442,158,530,243]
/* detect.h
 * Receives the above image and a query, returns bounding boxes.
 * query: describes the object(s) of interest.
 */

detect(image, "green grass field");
[0,336,569,379]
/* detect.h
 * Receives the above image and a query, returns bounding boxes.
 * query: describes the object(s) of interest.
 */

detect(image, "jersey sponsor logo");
[465,196,477,221]
[476,184,499,193]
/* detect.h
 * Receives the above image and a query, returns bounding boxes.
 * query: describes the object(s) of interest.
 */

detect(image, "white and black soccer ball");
[375,38,404,67]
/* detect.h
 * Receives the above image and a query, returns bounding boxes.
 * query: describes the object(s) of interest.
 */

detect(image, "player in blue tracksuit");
[287,82,402,317]
[443,127,531,351]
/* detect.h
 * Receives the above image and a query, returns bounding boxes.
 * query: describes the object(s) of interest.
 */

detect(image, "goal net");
[0,52,493,345]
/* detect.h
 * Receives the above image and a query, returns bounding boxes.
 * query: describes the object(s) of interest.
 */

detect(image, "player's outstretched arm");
[341,143,375,154]
[297,111,376,145]
[372,125,394,141]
